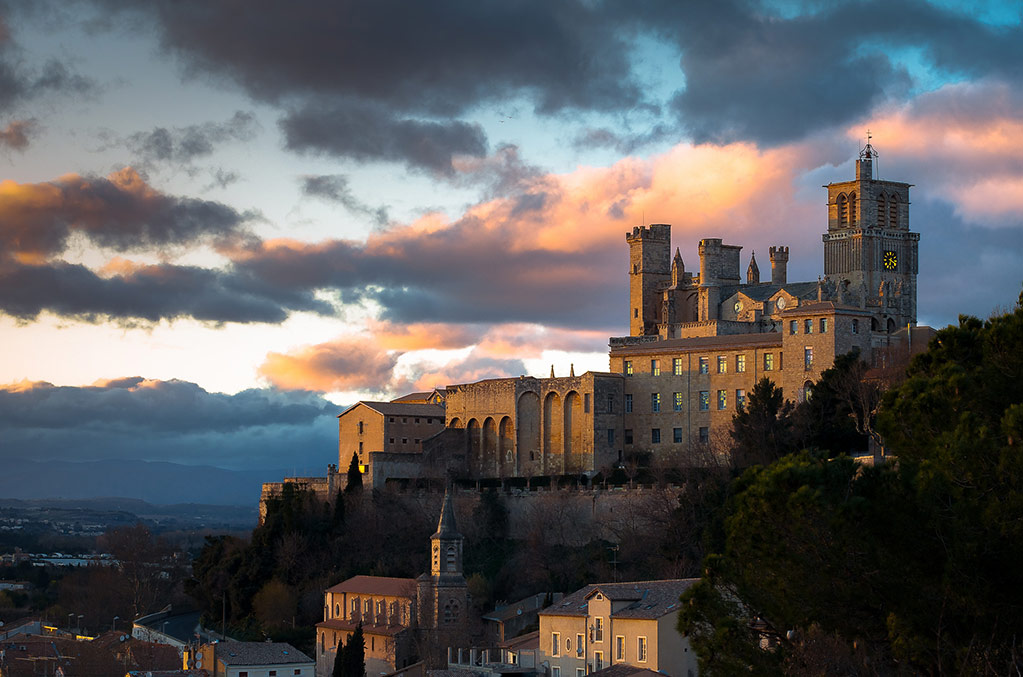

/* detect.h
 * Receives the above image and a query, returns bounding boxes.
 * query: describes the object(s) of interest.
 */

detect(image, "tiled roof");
[610,332,780,355]
[780,301,871,315]
[540,579,698,620]
[501,630,539,651]
[391,392,434,403]
[325,574,417,597]
[215,642,313,665]
[589,664,662,677]
[738,281,819,302]
[340,401,445,418]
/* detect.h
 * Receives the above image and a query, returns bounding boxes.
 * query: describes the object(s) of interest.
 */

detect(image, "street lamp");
[77,614,84,634]
[67,613,74,632]
[112,616,120,632]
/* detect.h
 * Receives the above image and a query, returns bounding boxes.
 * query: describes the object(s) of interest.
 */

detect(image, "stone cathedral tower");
[823,140,919,331]
[417,489,468,631]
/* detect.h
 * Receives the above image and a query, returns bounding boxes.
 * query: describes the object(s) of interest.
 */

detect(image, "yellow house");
[538,580,700,677]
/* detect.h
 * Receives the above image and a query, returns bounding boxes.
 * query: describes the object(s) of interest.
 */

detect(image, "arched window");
[443,598,460,625]
[446,545,457,572]
[887,318,896,333]
[877,194,887,227]
[321,632,325,652]
[837,193,848,226]
[889,194,899,228]
[848,192,857,225]
[871,317,880,332]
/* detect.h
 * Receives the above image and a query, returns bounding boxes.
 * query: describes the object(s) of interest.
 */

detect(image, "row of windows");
[386,416,437,424]
[640,389,748,413]
[237,670,302,677]
[789,317,829,335]
[630,424,713,445]
[388,437,422,444]
[552,632,646,663]
[626,352,786,376]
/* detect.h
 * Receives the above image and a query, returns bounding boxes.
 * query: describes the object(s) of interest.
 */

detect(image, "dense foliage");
[680,296,1023,675]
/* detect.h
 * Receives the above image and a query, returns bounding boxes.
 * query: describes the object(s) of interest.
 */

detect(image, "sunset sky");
[2,0,1022,474]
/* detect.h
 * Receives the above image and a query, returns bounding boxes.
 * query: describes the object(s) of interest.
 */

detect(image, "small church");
[314,490,468,676]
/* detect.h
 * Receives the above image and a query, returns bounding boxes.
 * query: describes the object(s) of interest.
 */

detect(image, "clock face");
[734,301,742,313]
[776,297,787,310]
[883,250,898,270]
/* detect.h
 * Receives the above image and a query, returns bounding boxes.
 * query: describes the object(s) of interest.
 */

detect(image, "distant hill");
[0,458,293,506]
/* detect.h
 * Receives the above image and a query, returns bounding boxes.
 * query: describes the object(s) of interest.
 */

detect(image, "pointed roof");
[747,251,760,283]
[433,488,461,539]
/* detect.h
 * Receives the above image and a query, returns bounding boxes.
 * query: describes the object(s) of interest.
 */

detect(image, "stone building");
[314,491,468,677]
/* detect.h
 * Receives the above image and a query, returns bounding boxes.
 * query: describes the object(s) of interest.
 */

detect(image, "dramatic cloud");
[0,258,332,323]
[122,110,258,166]
[0,168,254,262]
[0,377,338,470]
[301,174,389,226]
[0,118,35,150]
[259,337,401,393]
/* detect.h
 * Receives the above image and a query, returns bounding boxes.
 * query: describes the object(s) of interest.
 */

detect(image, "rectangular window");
[577,634,584,656]
[553,668,561,677]
[673,392,683,411]
[624,429,633,445]
[359,441,363,453]
[764,353,774,371]
[651,359,660,376]
[717,355,727,373]
[414,438,420,444]
[616,635,625,661]
[779,351,784,370]
[358,421,364,433]
[401,438,408,444]
[805,318,813,334]
[699,391,709,411]
[607,429,615,445]
[651,428,661,444]
[736,354,746,373]
[789,320,797,335]
[673,357,683,375]
[239,673,248,677]
[698,356,709,374]
[577,670,585,677]
[852,318,859,334]
[552,632,560,657]
[624,360,633,376]
[270,672,277,677]
[651,393,660,412]
[389,417,395,422]
[625,394,633,413]
[673,427,683,443]
[718,389,727,410]
[699,426,709,444]
[594,652,604,671]
[820,317,828,333]
[594,617,603,642]
[415,418,420,423]
[389,437,395,444]
[805,347,814,370]
[584,393,591,413]
[736,389,746,409]
[607,394,614,413]
[637,637,648,662]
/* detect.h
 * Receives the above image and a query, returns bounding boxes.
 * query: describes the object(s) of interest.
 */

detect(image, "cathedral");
[264,143,930,496]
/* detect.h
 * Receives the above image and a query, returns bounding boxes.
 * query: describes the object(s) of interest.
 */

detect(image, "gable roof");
[541,579,698,620]
[215,642,312,666]
[325,574,418,598]
[339,401,445,418]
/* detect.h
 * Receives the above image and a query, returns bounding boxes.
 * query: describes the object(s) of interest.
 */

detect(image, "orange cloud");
[259,337,399,393]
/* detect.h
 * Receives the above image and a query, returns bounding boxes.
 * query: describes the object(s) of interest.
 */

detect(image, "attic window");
[595,593,603,600]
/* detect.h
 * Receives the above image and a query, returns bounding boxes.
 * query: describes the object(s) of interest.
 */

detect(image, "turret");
[626,224,671,336]
[671,248,684,287]
[769,246,789,285]
[747,251,760,285]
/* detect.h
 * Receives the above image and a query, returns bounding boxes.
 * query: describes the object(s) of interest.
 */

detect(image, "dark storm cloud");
[301,174,389,226]
[122,110,258,166]
[0,168,253,260]
[0,259,333,323]
[0,378,338,470]
[617,0,1023,145]
[0,117,34,150]
[281,103,488,174]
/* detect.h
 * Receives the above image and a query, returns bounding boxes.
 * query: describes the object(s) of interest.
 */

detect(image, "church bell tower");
[823,137,919,331]
[417,488,468,631]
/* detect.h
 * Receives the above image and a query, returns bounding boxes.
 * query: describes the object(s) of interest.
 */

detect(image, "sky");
[1,0,1022,474]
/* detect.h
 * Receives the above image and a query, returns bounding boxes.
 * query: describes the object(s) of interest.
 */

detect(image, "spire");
[550,364,555,378]
[747,251,760,285]
[671,248,684,287]
[433,487,460,539]
[570,363,575,377]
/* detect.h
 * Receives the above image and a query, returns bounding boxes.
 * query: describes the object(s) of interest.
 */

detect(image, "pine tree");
[345,452,363,494]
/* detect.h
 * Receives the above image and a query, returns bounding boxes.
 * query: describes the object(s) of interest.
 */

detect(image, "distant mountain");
[0,458,293,506]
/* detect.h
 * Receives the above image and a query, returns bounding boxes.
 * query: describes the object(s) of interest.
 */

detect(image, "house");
[483,593,563,644]
[183,642,314,677]
[538,580,700,677]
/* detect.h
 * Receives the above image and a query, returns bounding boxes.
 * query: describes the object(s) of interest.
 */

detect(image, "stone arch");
[544,391,563,474]
[563,391,584,473]
[802,380,814,402]
[517,392,541,476]
[467,418,482,474]
[448,417,461,429]
[837,193,849,226]
[499,416,515,476]
[877,193,887,227]
[483,417,499,476]
[871,317,880,332]
[887,317,896,333]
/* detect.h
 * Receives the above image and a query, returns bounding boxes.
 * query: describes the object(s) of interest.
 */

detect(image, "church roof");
[610,332,781,355]
[738,280,818,302]
[316,618,410,636]
[325,575,417,598]
[780,301,872,315]
[339,401,445,418]
[433,488,460,539]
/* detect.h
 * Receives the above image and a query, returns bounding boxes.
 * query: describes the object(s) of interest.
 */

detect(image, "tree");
[334,625,365,677]
[790,350,871,455]
[729,377,794,466]
[99,523,175,618]
[346,452,363,494]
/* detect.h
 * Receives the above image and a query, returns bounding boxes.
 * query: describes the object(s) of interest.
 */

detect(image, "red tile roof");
[325,575,418,597]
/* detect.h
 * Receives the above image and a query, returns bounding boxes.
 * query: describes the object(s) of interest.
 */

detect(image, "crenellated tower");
[627,224,672,336]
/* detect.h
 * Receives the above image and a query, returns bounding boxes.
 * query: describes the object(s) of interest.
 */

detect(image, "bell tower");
[822,136,919,329]
[417,488,467,632]
[626,224,671,336]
